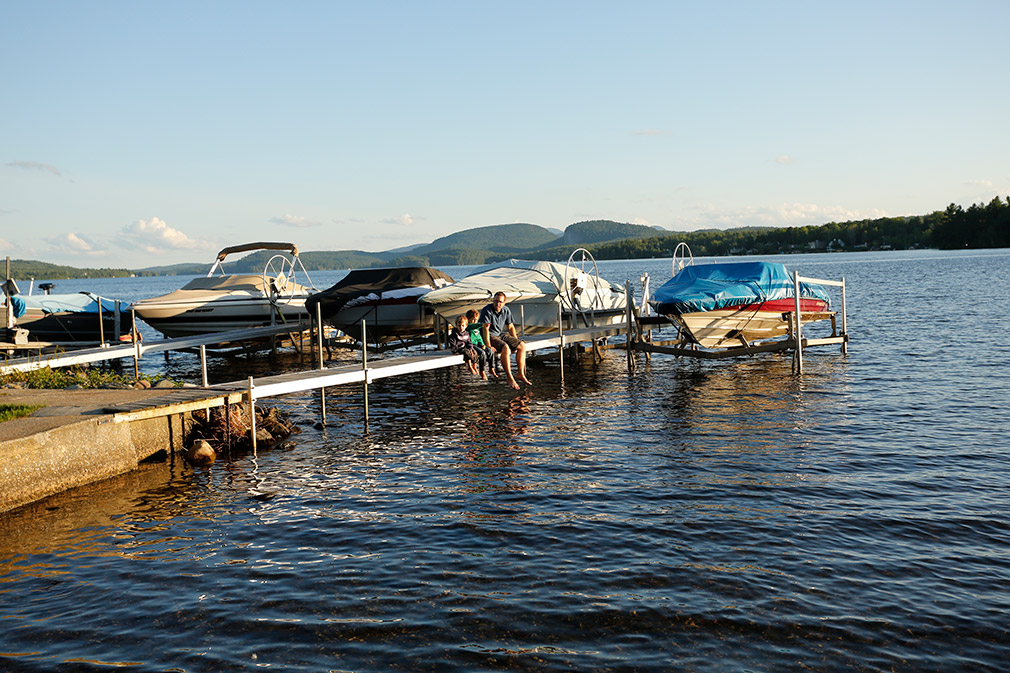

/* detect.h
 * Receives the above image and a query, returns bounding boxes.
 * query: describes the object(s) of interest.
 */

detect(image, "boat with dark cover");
[305,266,454,344]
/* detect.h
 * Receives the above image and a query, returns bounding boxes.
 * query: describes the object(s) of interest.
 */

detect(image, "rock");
[186,439,216,466]
[154,379,176,389]
[133,379,152,389]
[181,382,199,388]
[65,384,83,390]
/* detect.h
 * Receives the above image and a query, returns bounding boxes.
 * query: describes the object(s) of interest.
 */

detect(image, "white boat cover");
[419,260,626,311]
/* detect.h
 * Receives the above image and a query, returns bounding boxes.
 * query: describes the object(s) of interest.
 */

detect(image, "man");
[479,291,532,389]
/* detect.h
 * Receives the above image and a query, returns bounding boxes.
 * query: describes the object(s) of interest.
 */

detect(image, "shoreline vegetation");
[8,198,1009,280]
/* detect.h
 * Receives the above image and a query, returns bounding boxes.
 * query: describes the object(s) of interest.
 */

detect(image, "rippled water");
[2,250,1009,672]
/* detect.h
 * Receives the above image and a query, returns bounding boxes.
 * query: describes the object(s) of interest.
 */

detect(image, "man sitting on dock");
[479,291,532,389]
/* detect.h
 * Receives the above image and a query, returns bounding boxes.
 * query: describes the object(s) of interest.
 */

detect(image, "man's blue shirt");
[479,303,513,337]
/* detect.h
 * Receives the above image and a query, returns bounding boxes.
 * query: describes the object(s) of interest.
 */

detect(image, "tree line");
[533,197,1010,262]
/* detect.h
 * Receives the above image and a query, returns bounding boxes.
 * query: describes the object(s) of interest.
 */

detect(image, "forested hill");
[410,223,558,256]
[533,198,1010,261]
[5,259,133,281]
[545,220,666,248]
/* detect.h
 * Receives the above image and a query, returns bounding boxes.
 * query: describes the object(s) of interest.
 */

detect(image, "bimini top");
[418,259,626,308]
[650,261,831,315]
[305,267,454,320]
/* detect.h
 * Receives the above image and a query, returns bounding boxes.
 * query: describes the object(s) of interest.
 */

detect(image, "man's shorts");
[490,334,522,352]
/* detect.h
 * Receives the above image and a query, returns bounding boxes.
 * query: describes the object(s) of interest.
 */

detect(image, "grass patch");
[0,403,43,423]
[0,366,175,390]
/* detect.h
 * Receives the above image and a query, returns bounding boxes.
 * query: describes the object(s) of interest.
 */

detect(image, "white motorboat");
[131,242,316,338]
[418,250,630,335]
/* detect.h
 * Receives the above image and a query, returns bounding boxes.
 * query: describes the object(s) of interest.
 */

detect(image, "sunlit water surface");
[2,250,1009,672]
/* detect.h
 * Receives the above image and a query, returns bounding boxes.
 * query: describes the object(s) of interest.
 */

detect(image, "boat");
[648,243,832,349]
[304,266,455,344]
[4,284,135,343]
[418,250,630,335]
[130,242,316,338]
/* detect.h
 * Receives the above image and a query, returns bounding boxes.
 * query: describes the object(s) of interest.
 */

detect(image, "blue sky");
[2,1,1007,268]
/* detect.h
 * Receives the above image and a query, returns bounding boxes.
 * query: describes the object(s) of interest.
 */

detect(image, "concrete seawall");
[0,389,195,514]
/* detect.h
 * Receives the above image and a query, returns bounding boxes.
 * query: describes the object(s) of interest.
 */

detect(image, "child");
[466,308,497,378]
[448,314,487,379]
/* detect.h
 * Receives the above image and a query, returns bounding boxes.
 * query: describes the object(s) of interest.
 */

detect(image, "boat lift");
[627,271,848,374]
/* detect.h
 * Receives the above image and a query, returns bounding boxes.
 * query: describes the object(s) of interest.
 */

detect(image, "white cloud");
[0,237,11,251]
[962,179,993,188]
[383,213,418,226]
[686,202,887,229]
[631,217,665,229]
[46,232,103,255]
[7,160,62,177]
[268,213,321,228]
[118,217,205,253]
[775,155,796,165]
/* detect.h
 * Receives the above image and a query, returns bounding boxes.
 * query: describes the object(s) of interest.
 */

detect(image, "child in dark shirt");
[448,314,487,379]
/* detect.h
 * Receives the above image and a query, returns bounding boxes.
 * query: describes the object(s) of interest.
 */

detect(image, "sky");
[2,1,1008,268]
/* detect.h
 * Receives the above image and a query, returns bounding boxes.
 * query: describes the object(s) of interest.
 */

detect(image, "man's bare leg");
[500,344,519,389]
[516,341,532,385]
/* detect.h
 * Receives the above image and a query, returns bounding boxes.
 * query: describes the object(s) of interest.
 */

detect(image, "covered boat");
[131,242,315,338]
[418,255,629,334]
[305,266,454,344]
[6,288,134,343]
[649,255,832,349]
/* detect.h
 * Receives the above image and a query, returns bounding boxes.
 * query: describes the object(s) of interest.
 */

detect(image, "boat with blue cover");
[7,285,134,343]
[649,244,832,349]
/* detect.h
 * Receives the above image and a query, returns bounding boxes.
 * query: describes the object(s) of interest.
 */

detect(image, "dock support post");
[315,303,325,370]
[840,276,848,355]
[132,308,140,379]
[224,399,232,458]
[362,319,369,428]
[557,302,564,381]
[248,376,257,456]
[521,305,526,338]
[625,280,634,372]
[114,301,121,342]
[316,302,327,424]
[792,271,804,375]
[97,296,105,346]
[200,345,208,387]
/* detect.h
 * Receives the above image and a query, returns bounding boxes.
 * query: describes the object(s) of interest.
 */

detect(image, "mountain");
[410,223,558,256]
[547,220,668,248]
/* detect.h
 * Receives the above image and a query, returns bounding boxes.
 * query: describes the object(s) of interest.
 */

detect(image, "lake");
[1,249,1008,672]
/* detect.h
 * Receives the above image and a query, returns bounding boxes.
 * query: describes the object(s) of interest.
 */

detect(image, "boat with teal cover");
[649,252,832,349]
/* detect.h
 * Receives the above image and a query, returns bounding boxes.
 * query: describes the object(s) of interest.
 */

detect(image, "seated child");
[448,314,487,379]
[466,308,497,377]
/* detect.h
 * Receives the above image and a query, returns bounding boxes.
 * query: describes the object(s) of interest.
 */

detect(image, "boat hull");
[18,310,135,343]
[133,297,309,338]
[672,298,829,349]
[328,298,440,342]
[429,297,628,336]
